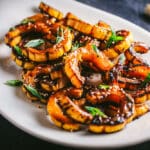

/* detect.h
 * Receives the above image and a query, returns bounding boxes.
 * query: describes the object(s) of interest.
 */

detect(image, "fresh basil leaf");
[24,85,42,99]
[85,106,107,118]
[115,36,124,41]
[71,41,82,51]
[118,54,126,65]
[92,44,99,54]
[106,38,113,48]
[14,46,22,55]
[141,73,150,87]
[56,36,63,44]
[106,30,124,48]
[21,18,34,24]
[5,80,23,87]
[98,84,110,90]
[24,39,45,48]
[106,30,115,47]
[56,27,64,44]
[9,27,16,31]
[68,27,73,31]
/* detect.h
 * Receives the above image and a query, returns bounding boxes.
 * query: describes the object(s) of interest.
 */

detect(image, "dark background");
[78,0,150,31]
[1,0,150,150]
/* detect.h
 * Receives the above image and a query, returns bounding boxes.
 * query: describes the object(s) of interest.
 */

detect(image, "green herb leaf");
[5,80,23,87]
[85,106,107,118]
[98,84,110,90]
[24,39,45,48]
[118,54,126,65]
[71,41,82,51]
[14,46,22,55]
[68,27,73,31]
[24,85,43,99]
[56,36,63,44]
[106,30,124,48]
[92,44,99,54]
[56,27,64,44]
[115,36,124,41]
[141,73,150,87]
[9,27,16,31]
[21,18,34,24]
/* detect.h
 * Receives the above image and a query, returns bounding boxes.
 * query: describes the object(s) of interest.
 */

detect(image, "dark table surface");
[1,0,150,150]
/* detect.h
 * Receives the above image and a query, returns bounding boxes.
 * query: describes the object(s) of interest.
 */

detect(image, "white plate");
[0,0,150,148]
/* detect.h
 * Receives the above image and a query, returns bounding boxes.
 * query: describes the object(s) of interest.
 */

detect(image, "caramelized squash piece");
[47,92,81,131]
[88,85,135,133]
[39,2,63,20]
[64,43,114,88]
[103,30,133,59]
[66,13,112,40]
[22,26,72,62]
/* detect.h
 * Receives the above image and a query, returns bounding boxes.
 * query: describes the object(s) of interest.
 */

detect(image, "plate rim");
[0,0,150,148]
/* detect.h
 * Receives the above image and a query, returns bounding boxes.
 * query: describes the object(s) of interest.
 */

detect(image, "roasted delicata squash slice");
[5,14,56,47]
[64,43,114,88]
[87,85,135,133]
[22,64,68,102]
[128,85,150,104]
[7,25,73,64]
[133,42,149,54]
[55,90,93,124]
[66,13,93,35]
[134,103,150,118]
[5,24,34,46]
[125,42,149,65]
[97,20,111,29]
[47,92,81,131]
[66,87,83,99]
[66,13,112,40]
[11,51,35,70]
[117,76,142,91]
[114,65,150,104]
[22,65,53,102]
[21,26,72,62]
[125,65,150,80]
[103,30,133,59]
[39,2,64,20]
